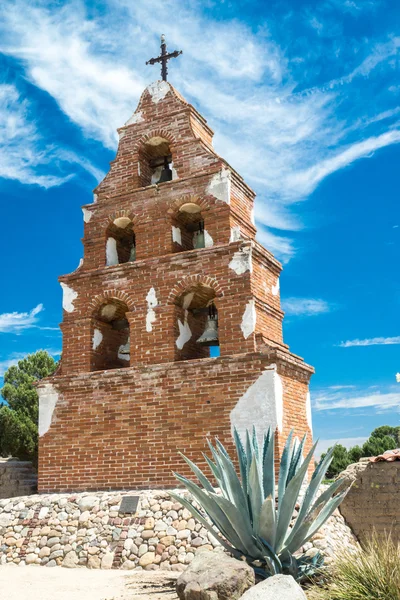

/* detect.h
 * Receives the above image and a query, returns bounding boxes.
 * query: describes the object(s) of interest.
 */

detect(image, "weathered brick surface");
[38,81,314,492]
[340,461,400,542]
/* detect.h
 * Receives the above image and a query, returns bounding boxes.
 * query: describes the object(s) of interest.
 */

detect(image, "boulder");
[239,575,306,600]
[62,551,79,568]
[176,549,254,600]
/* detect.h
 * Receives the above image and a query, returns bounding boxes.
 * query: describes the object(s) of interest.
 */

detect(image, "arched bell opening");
[172,203,207,252]
[91,299,131,371]
[105,217,136,266]
[174,283,220,361]
[139,136,176,187]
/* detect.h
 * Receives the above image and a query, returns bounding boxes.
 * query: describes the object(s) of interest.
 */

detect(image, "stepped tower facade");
[37,80,314,492]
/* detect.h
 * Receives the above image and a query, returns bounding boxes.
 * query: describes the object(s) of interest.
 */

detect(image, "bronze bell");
[197,305,219,346]
[157,156,173,183]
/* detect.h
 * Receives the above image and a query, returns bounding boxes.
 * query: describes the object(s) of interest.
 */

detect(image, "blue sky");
[0,0,399,453]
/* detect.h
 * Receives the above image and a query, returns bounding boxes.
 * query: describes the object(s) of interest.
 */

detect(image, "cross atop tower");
[146,34,182,82]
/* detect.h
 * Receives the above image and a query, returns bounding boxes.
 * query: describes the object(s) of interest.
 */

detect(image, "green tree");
[370,425,400,446]
[324,444,350,479]
[0,351,57,463]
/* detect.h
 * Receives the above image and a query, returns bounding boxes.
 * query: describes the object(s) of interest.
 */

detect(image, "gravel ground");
[0,565,179,600]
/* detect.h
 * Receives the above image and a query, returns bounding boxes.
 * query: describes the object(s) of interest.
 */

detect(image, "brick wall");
[340,460,400,543]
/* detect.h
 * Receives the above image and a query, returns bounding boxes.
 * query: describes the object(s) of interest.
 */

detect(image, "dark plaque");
[119,495,140,515]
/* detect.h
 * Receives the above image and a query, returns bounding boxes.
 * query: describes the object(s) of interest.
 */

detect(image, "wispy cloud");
[0,304,44,333]
[0,83,102,187]
[282,297,332,317]
[0,0,399,259]
[314,385,400,412]
[339,336,400,347]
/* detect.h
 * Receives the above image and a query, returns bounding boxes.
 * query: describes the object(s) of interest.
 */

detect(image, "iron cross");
[146,35,182,82]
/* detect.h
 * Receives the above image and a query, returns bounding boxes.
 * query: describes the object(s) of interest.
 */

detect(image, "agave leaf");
[295,445,336,526]
[262,430,275,501]
[258,494,276,548]
[277,431,293,516]
[287,434,306,484]
[203,453,221,484]
[214,439,250,516]
[285,477,345,549]
[207,440,230,499]
[233,427,249,492]
[169,491,243,560]
[262,427,272,466]
[248,454,264,533]
[307,477,348,517]
[178,452,215,494]
[174,473,244,550]
[296,488,349,549]
[209,492,265,559]
[275,440,318,553]
[252,425,261,462]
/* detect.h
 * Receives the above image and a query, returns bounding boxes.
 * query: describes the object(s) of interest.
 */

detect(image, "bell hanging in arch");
[193,220,205,249]
[157,156,173,183]
[196,305,219,346]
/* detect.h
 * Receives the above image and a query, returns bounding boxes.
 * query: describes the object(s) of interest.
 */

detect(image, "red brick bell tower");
[37,76,314,492]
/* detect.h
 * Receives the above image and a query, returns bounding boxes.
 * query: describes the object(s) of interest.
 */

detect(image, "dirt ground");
[0,565,179,600]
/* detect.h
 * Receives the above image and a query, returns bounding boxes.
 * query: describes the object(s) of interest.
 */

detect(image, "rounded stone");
[139,552,155,567]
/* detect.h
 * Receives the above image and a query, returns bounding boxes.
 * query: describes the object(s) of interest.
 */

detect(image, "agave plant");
[170,428,350,581]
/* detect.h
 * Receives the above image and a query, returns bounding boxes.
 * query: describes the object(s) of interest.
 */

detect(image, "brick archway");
[88,291,136,314]
[167,275,224,306]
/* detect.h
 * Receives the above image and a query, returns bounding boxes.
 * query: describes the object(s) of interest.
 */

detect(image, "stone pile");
[0,489,357,569]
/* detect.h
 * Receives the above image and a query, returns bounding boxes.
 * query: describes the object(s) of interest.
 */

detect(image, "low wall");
[0,489,356,569]
[340,459,400,543]
[0,459,37,500]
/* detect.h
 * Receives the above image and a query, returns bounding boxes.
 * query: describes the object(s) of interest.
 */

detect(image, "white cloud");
[0,1,399,259]
[314,385,400,412]
[282,297,332,317]
[0,83,102,187]
[0,304,44,333]
[339,336,400,347]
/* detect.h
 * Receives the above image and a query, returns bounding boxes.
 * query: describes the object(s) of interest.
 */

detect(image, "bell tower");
[37,56,314,492]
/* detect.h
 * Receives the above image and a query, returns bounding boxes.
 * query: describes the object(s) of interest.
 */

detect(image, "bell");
[157,157,172,183]
[129,244,136,262]
[196,307,219,346]
[193,220,205,249]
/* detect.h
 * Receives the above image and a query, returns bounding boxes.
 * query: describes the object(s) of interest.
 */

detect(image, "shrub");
[308,531,400,600]
[171,428,350,581]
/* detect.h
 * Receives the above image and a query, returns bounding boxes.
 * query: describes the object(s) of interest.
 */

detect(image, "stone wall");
[340,459,400,543]
[0,489,356,569]
[0,459,37,500]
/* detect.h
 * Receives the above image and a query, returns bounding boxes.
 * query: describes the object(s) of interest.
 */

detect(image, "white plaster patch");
[230,226,242,243]
[176,311,192,349]
[230,367,284,445]
[147,80,170,104]
[82,208,92,223]
[73,258,83,272]
[272,278,280,296]
[138,162,141,176]
[118,129,126,140]
[204,230,214,248]
[229,246,252,275]
[60,282,78,313]
[241,299,256,339]
[106,237,118,266]
[93,194,98,203]
[171,161,178,180]
[146,287,158,332]
[92,328,103,350]
[125,110,145,126]
[38,384,59,437]
[172,226,182,245]
[182,292,195,309]
[250,206,255,225]
[206,168,231,204]
[306,392,313,434]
